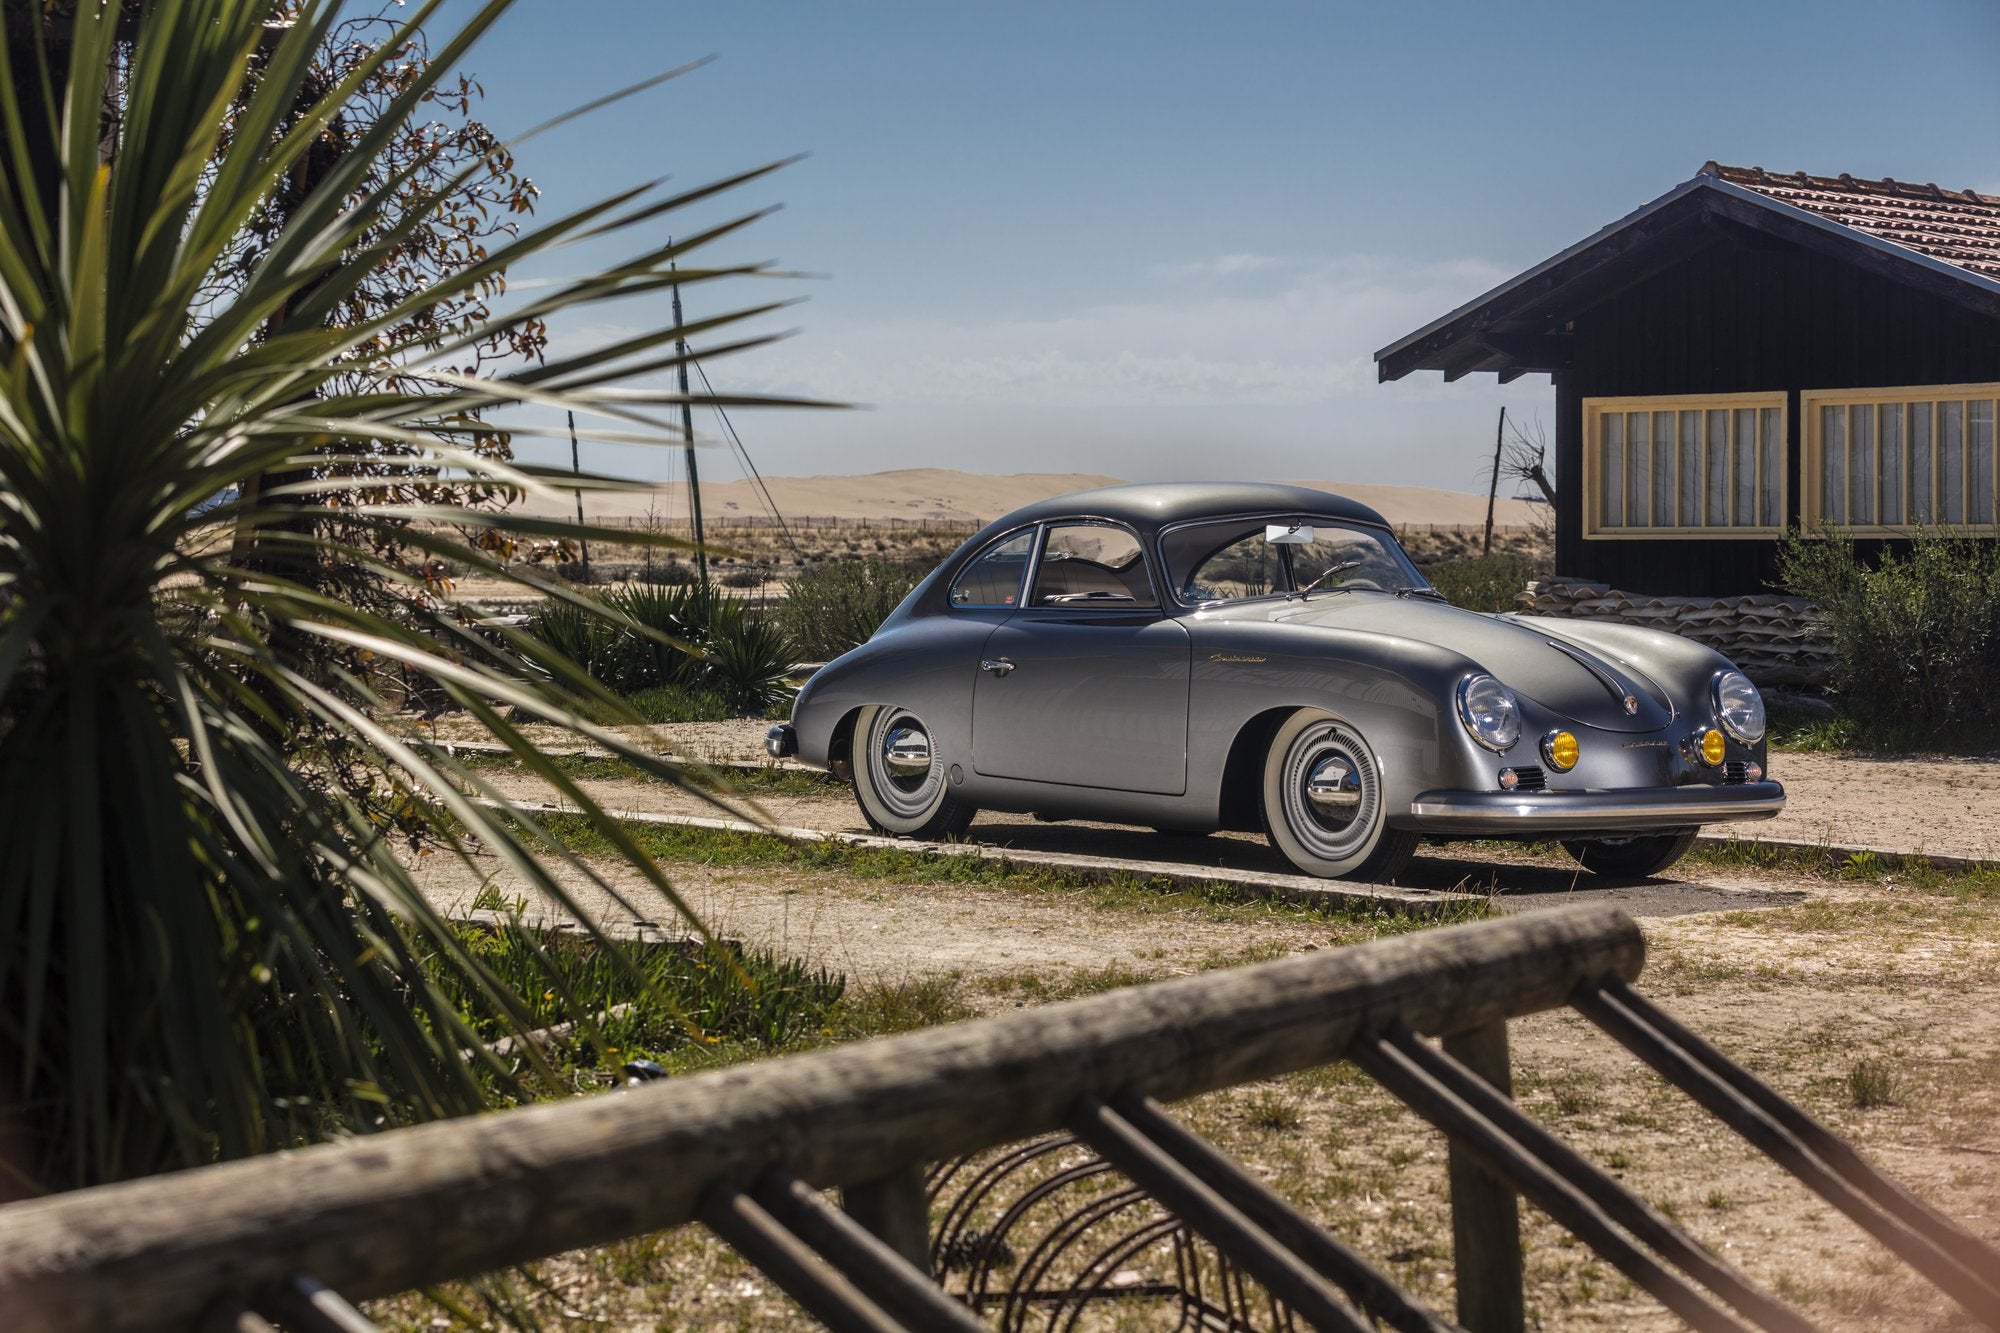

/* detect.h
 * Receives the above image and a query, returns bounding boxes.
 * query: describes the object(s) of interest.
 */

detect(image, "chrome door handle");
[980,658,1015,676]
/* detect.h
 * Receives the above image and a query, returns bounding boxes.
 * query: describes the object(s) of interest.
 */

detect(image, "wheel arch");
[1218,706,1310,832]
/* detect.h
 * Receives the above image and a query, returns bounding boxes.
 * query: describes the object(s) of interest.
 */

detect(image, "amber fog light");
[1700,728,1726,766]
[1541,730,1579,772]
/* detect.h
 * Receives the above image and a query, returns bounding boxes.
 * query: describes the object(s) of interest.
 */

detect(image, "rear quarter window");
[948,528,1037,607]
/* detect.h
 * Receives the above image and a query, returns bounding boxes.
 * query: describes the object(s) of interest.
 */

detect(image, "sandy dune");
[521,467,1541,529]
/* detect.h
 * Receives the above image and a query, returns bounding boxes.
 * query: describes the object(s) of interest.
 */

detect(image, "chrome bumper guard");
[765,722,798,759]
[1408,781,1785,835]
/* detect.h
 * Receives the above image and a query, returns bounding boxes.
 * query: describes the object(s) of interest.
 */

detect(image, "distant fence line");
[580,515,1538,539]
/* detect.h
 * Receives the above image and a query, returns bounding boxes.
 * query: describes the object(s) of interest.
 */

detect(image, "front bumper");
[765,722,798,759]
[1407,781,1785,836]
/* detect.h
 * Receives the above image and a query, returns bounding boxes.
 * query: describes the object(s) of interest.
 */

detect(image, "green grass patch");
[453,747,828,797]
[1688,835,2000,888]
[530,810,1490,934]
[440,923,845,1076]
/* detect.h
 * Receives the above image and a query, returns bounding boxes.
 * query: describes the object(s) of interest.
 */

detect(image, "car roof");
[991,482,1391,535]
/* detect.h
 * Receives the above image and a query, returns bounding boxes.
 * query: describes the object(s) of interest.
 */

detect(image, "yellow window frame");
[1581,393,1789,540]
[1800,382,2000,535]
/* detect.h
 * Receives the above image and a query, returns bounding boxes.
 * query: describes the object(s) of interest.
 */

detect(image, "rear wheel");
[850,704,977,839]
[1260,710,1418,881]
[1561,830,1697,878]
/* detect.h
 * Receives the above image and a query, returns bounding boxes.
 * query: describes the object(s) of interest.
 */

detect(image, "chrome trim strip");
[1409,782,1785,830]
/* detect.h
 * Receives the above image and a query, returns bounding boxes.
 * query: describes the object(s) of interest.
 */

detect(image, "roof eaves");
[1372,176,1710,373]
[1376,171,2000,382]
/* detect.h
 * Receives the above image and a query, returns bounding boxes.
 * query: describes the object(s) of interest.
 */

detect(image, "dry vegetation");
[364,741,2000,1330]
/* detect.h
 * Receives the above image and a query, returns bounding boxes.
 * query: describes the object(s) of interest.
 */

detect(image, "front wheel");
[1561,830,1697,878]
[1260,711,1418,881]
[850,704,977,839]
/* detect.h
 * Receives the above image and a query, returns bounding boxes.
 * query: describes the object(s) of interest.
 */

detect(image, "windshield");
[1161,516,1431,605]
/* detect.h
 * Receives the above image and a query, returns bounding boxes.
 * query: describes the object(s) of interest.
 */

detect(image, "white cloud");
[1150,251,1286,281]
[710,253,1514,412]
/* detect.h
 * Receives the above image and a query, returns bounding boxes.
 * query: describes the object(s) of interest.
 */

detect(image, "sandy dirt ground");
[395,717,2000,1329]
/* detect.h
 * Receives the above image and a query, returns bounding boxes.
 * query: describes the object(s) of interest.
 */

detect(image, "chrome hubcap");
[1305,755,1361,817]
[883,726,933,781]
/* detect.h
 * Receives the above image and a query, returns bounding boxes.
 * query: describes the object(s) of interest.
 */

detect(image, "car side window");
[1029,524,1157,607]
[948,529,1037,607]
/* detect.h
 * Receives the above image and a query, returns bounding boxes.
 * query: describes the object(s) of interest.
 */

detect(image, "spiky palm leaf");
[0,0,794,1190]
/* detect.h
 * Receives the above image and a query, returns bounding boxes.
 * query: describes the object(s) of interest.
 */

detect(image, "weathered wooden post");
[843,1166,933,1272]
[1444,1021,1524,1333]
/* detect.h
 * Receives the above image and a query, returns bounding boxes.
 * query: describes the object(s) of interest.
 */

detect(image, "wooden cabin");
[1376,163,2000,595]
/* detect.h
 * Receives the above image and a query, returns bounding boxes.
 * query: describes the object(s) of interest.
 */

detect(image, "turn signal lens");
[1700,728,1726,766]
[1542,730,1579,772]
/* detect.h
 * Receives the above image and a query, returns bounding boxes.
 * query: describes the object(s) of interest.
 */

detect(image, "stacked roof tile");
[1702,161,2000,281]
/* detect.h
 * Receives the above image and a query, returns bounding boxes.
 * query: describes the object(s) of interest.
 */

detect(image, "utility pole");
[670,260,709,585]
[1483,406,1506,556]
[567,410,590,583]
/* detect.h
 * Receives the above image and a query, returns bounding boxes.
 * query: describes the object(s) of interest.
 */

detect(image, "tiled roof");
[1701,161,2000,281]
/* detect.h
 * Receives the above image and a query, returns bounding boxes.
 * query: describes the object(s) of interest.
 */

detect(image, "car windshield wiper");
[1043,590,1137,604]
[1397,586,1448,601]
[1287,558,1364,600]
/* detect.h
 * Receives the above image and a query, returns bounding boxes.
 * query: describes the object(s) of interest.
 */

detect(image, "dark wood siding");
[1554,232,2000,595]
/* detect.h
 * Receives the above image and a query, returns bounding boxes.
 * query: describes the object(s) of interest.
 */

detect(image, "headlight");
[1712,670,1766,744]
[1457,673,1522,752]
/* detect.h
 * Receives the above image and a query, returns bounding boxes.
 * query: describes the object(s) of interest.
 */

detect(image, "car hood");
[1193,595,1675,732]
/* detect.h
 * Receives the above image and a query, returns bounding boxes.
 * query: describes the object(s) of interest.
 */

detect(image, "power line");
[690,353,805,565]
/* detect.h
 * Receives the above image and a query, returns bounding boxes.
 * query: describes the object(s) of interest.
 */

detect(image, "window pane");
[1850,404,1876,525]
[1629,412,1650,528]
[1820,404,1846,524]
[1652,411,1675,526]
[1034,524,1156,607]
[1599,413,1624,528]
[1941,399,1965,524]
[1972,399,1996,525]
[1734,408,1758,526]
[1704,410,1729,526]
[950,529,1036,607]
[1761,408,1782,527]
[1879,404,1905,526]
[1678,411,1702,526]
[1910,402,1935,524]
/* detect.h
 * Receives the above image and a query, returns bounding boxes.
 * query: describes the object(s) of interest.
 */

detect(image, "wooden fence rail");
[0,903,1993,1332]
[0,908,1633,1330]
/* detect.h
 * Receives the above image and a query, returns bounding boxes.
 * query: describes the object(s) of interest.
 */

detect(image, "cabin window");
[1802,384,2000,532]
[1582,394,1786,538]
[1029,523,1158,607]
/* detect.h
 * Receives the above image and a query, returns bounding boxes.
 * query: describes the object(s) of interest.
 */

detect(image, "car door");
[972,521,1191,795]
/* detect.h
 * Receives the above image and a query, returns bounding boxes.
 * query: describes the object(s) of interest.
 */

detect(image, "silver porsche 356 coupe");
[766,483,1783,882]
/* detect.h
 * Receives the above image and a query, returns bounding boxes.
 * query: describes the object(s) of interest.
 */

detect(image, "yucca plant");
[0,0,803,1191]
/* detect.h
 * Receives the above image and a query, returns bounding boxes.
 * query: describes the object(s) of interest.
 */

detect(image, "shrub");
[531,584,795,715]
[779,556,926,661]
[720,568,767,589]
[1776,526,2000,744]
[636,560,699,586]
[1424,553,1540,613]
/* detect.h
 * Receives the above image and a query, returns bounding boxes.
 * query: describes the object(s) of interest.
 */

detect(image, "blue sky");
[445,0,2000,496]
